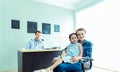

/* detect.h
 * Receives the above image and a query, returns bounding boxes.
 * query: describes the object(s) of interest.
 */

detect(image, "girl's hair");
[76,28,86,33]
[69,33,77,40]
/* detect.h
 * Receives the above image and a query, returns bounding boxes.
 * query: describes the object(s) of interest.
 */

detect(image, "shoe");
[33,70,41,72]
[47,68,53,72]
[40,68,52,72]
[39,69,46,72]
[34,68,52,72]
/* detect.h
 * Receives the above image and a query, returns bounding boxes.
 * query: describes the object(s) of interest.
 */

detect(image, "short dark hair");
[69,33,77,40]
[35,31,41,35]
[76,28,86,33]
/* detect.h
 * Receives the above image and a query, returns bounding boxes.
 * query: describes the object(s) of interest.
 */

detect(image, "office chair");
[81,57,93,72]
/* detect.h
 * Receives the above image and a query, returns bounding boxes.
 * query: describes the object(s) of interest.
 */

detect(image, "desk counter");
[18,49,62,72]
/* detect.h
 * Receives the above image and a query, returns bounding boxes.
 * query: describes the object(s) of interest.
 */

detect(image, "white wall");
[76,0,120,71]
[0,0,75,71]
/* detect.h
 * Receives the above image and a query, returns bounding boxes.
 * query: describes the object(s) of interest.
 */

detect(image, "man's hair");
[76,28,86,33]
[35,31,41,35]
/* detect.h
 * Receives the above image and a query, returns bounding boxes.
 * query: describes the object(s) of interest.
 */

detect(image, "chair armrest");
[81,57,93,62]
[80,57,94,71]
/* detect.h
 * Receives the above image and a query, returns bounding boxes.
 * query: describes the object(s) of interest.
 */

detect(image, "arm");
[25,39,36,50]
[26,40,31,50]
[78,43,83,59]
[86,42,92,58]
[61,50,66,57]
[53,48,67,62]
[61,45,69,57]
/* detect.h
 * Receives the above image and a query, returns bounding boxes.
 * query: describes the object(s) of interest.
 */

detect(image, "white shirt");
[26,39,45,50]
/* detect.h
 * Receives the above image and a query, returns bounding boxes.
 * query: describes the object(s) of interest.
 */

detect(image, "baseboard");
[0,70,17,72]
[93,65,119,72]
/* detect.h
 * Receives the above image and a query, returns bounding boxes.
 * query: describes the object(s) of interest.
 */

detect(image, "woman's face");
[76,30,86,41]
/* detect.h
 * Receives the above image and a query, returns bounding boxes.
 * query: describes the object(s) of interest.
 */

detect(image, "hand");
[61,51,66,57]
[22,48,26,50]
[52,59,57,63]
[71,56,79,62]
[78,56,83,60]
[71,56,83,62]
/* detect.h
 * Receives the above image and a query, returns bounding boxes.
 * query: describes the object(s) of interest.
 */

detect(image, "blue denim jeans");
[53,62,82,72]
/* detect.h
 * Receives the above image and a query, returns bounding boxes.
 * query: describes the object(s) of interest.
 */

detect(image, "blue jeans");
[53,62,82,72]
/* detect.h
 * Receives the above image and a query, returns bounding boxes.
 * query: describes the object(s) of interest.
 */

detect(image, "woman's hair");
[69,33,77,40]
[76,28,86,33]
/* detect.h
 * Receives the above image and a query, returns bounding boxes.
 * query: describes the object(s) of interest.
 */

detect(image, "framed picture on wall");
[27,21,37,33]
[11,19,20,29]
[42,23,51,34]
[54,24,60,32]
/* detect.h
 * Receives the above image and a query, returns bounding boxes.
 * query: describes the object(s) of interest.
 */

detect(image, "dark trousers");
[53,62,82,72]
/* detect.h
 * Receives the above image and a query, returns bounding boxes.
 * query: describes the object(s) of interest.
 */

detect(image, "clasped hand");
[71,56,82,62]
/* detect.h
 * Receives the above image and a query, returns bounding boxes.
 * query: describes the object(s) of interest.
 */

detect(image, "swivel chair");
[81,57,93,72]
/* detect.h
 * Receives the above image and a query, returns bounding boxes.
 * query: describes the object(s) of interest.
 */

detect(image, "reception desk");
[18,49,62,72]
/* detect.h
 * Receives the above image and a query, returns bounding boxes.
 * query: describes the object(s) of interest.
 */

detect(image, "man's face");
[35,32,41,40]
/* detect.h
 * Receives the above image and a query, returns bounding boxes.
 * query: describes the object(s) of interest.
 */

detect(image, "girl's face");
[76,30,85,41]
[70,34,78,43]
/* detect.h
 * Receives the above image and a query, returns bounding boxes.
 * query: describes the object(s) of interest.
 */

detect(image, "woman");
[76,28,92,58]
[54,28,93,72]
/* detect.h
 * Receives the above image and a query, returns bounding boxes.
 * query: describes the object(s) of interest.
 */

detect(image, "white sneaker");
[33,70,41,72]
[47,68,53,72]
[40,68,53,72]
[39,69,46,72]
[34,68,52,72]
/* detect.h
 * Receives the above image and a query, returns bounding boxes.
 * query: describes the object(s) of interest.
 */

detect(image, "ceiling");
[34,0,103,10]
